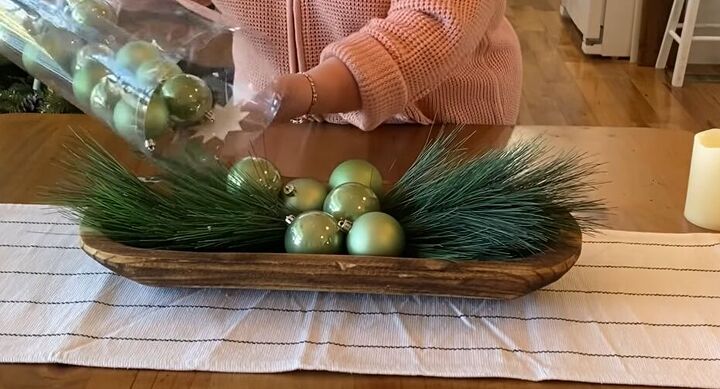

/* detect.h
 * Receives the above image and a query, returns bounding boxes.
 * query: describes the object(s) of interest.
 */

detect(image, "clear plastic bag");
[0,0,279,157]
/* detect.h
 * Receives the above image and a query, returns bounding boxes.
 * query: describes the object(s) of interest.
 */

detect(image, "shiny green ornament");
[90,75,122,124]
[328,159,383,196]
[227,156,282,194]
[72,61,109,106]
[347,212,405,257]
[113,92,169,139]
[116,41,161,72]
[74,43,114,74]
[323,182,380,222]
[283,178,328,213]
[136,59,182,86]
[285,211,344,254]
[71,0,117,28]
[161,74,213,124]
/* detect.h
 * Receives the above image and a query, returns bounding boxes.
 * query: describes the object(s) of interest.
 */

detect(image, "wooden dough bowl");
[80,219,582,300]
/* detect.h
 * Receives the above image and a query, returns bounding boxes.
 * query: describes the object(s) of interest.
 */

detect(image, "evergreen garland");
[0,59,79,114]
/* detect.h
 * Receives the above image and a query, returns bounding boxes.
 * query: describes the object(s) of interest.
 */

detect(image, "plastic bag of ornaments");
[0,0,280,156]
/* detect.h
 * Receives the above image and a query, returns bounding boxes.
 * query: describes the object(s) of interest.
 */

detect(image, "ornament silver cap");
[144,139,156,151]
[338,219,353,233]
[283,184,296,197]
[285,215,296,225]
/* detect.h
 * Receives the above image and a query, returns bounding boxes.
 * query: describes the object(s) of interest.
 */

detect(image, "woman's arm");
[271,58,361,123]
[273,0,504,130]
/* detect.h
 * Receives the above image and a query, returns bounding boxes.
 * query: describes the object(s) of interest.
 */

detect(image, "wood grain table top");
[0,114,704,388]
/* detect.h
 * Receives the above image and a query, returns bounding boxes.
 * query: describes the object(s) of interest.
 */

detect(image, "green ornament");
[323,182,380,222]
[116,41,161,73]
[136,59,182,86]
[283,178,328,213]
[113,92,169,139]
[161,74,213,124]
[90,75,122,124]
[285,211,344,254]
[347,212,405,257]
[74,43,114,74]
[328,159,383,196]
[227,156,282,194]
[71,0,117,28]
[22,30,82,76]
[72,61,109,106]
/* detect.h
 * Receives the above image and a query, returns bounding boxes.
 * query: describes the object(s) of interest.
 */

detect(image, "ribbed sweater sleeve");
[320,0,502,130]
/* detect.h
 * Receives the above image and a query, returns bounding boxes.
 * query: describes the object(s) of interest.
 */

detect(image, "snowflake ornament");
[192,103,250,143]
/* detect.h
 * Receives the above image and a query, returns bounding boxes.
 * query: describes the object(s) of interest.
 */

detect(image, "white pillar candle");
[685,128,720,231]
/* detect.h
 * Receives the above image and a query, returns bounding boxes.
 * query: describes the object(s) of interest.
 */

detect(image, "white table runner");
[0,204,718,388]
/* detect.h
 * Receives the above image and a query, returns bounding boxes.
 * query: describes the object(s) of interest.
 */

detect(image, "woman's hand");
[270,57,362,123]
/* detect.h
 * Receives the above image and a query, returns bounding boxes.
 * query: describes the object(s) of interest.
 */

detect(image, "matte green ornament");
[72,61,109,106]
[90,75,122,124]
[347,212,405,257]
[22,30,82,76]
[74,43,114,74]
[323,182,380,222]
[21,43,50,76]
[45,28,85,73]
[71,0,117,28]
[285,211,344,254]
[283,178,328,213]
[113,92,169,139]
[136,59,182,86]
[161,74,213,124]
[227,156,282,194]
[116,41,161,73]
[328,159,383,196]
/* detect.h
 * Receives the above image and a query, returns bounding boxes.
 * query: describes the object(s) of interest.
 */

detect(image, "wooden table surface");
[0,114,704,388]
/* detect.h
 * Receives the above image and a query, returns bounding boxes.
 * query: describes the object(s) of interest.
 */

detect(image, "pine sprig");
[50,135,288,251]
[383,128,606,261]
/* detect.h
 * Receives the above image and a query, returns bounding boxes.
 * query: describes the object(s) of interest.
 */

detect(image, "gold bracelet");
[301,72,318,115]
[290,72,318,124]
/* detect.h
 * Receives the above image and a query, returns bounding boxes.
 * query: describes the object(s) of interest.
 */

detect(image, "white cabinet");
[561,0,644,60]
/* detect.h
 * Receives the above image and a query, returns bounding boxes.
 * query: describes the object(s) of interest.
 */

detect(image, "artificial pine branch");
[50,135,288,251]
[382,127,607,260]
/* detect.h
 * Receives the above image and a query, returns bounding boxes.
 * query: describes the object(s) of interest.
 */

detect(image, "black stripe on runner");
[0,244,79,250]
[575,264,720,273]
[1,299,718,328]
[0,220,76,226]
[541,289,720,299]
[4,264,720,278]
[0,238,720,249]
[584,240,720,248]
[0,270,114,276]
[0,332,718,361]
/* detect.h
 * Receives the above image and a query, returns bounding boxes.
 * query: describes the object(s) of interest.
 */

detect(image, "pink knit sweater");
[188,0,522,130]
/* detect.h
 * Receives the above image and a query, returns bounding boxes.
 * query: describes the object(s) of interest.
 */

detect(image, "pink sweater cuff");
[321,32,409,131]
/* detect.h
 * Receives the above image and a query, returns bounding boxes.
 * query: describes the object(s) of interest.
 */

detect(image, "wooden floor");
[507,0,720,132]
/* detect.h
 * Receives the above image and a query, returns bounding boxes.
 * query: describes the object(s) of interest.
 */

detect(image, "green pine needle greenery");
[51,136,288,251]
[383,129,607,260]
[50,129,605,261]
